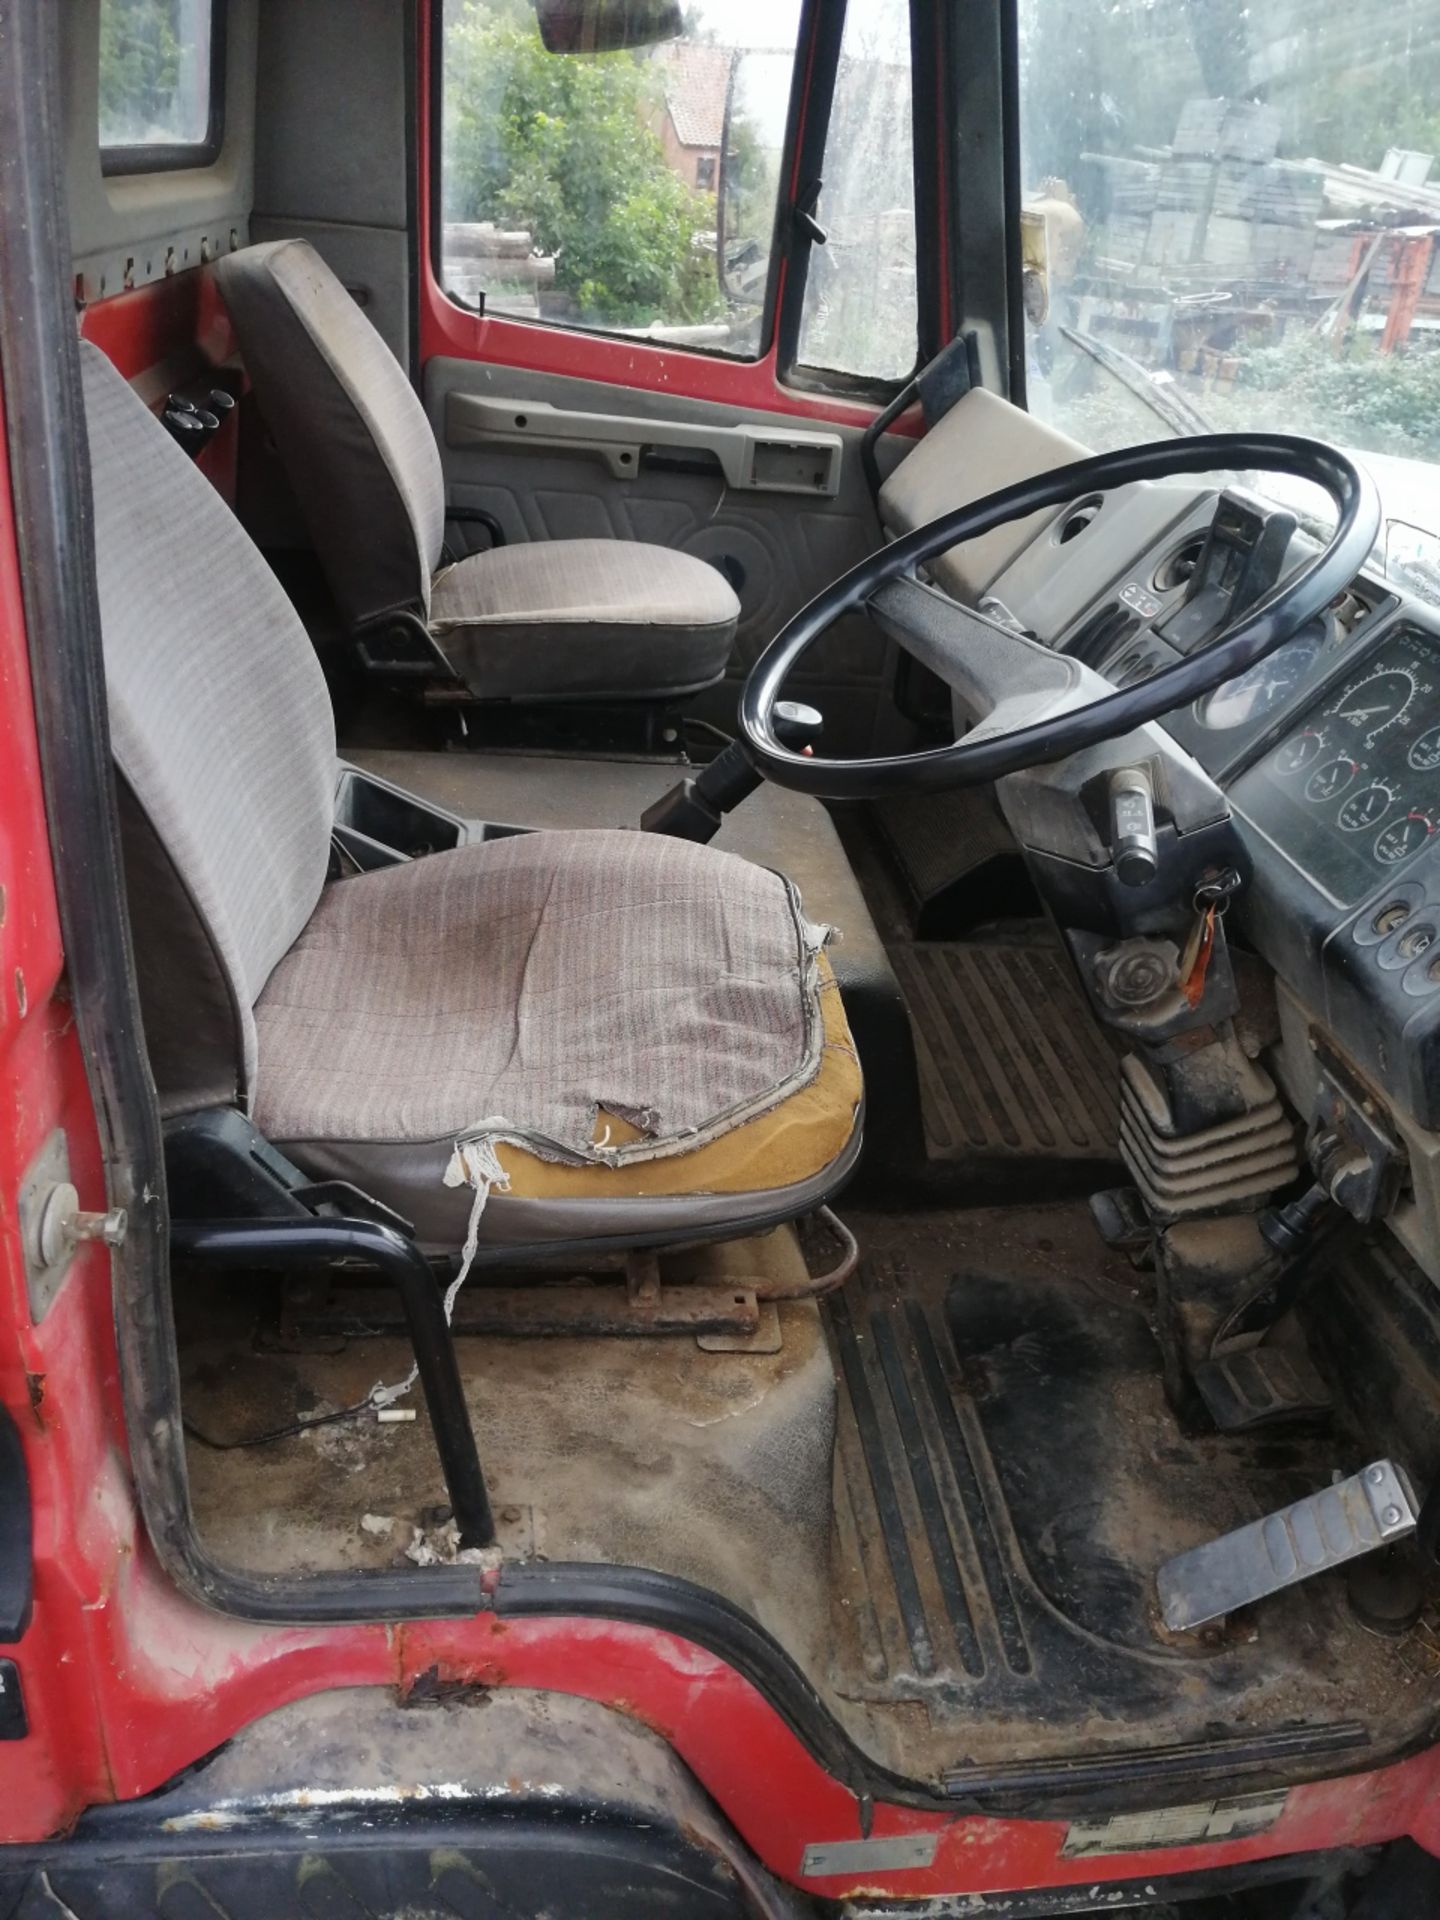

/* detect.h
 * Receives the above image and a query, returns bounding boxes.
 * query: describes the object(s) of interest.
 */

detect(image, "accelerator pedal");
[1192,1346,1333,1432]
[1158,1460,1419,1632]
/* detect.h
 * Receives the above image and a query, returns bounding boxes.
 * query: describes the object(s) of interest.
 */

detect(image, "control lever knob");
[162,407,207,454]
[1109,766,1159,888]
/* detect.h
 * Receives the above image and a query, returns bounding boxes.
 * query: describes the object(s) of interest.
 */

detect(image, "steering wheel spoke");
[867,573,1096,746]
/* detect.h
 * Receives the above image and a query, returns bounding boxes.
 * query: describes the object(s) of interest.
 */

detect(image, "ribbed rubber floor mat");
[890,940,1120,1160]
[830,1289,1034,1692]
[825,1245,1391,1791]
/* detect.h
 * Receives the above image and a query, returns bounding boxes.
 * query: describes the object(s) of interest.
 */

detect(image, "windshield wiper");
[1060,324,1217,440]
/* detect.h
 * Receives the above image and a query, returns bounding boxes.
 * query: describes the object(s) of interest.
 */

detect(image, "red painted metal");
[1381,232,1436,356]
[80,269,240,501]
[78,267,237,382]
[415,3,919,440]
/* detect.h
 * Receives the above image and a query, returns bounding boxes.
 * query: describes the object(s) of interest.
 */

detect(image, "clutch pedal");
[1157,1460,1419,1632]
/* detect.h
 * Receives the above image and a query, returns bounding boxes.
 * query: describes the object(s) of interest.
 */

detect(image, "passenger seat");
[214,239,739,704]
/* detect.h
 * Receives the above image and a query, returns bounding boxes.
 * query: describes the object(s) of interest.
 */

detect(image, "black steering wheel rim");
[738,432,1381,796]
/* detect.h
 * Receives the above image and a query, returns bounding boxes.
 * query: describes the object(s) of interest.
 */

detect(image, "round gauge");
[1327,667,1418,744]
[1197,624,1324,730]
[1274,729,1325,776]
[1376,810,1437,866]
[1410,724,1440,773]
[1338,780,1399,832]
[1306,756,1359,804]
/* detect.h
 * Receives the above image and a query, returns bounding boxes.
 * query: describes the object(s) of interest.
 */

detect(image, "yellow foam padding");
[494,954,861,1199]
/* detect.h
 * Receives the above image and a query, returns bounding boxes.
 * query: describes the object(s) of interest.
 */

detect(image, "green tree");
[444,2,721,328]
[1259,0,1440,168]
[99,0,183,144]
[1020,0,1440,186]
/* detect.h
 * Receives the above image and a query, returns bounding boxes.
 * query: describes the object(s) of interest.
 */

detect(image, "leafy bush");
[1217,331,1440,466]
[444,2,721,328]
[99,0,182,144]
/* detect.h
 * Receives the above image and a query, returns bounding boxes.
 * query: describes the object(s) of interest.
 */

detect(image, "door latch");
[17,1130,126,1322]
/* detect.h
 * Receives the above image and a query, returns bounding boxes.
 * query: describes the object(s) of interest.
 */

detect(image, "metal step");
[1157,1460,1419,1631]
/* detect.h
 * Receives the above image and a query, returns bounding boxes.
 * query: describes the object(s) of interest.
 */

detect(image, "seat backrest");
[215,239,446,633]
[80,341,338,1113]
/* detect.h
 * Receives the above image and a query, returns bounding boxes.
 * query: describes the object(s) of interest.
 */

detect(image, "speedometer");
[1197,623,1324,730]
[1326,666,1422,745]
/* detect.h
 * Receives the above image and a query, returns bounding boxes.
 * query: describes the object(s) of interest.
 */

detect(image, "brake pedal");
[1157,1460,1419,1632]
[1192,1347,1333,1432]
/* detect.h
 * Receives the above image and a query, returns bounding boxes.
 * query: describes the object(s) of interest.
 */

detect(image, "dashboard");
[1235,627,1440,911]
[983,478,1440,1148]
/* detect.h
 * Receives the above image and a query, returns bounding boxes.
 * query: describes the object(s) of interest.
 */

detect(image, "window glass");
[795,0,917,385]
[1016,0,1440,545]
[439,0,802,357]
[99,0,217,159]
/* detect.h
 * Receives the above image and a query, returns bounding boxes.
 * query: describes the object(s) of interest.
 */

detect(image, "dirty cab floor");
[178,1203,1437,1799]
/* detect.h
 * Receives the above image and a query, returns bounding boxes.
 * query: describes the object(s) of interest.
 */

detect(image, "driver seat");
[81,341,862,1250]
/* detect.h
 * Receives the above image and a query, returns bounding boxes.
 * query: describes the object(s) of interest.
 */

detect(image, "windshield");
[1016,0,1440,582]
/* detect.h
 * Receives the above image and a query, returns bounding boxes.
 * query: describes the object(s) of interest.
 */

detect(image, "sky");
[687,0,909,148]
[689,0,908,56]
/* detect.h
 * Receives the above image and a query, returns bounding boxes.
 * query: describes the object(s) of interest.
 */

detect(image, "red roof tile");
[655,42,734,152]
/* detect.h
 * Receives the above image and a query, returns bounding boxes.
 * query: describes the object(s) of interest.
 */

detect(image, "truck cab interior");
[10,0,1440,1910]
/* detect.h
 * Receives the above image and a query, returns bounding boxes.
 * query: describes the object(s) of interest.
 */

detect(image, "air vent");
[1068,601,1141,669]
[1154,535,1206,593]
[1057,494,1105,544]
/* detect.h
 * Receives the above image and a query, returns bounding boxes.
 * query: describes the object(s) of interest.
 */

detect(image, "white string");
[368,1137,509,1411]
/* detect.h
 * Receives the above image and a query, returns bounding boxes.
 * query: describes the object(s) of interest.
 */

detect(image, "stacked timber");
[1141,101,1322,285]
[441,222,556,314]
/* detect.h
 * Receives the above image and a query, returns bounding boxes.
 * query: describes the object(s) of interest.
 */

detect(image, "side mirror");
[531,0,682,53]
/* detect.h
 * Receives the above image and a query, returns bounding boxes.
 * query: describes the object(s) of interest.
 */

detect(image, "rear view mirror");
[531,0,682,53]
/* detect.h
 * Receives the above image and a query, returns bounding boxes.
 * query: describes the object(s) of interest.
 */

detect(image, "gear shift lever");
[641,701,823,843]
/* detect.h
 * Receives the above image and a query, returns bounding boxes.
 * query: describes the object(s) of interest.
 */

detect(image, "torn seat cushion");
[430,539,740,701]
[252,828,861,1244]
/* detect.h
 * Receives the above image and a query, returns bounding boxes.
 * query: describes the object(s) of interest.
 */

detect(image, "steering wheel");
[739,434,1380,797]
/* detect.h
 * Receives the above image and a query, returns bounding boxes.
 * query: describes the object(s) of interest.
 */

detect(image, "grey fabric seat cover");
[80,342,853,1247]
[214,238,739,701]
[430,539,738,700]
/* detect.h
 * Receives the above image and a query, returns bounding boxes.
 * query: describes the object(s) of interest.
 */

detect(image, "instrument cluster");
[1231,628,1440,904]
